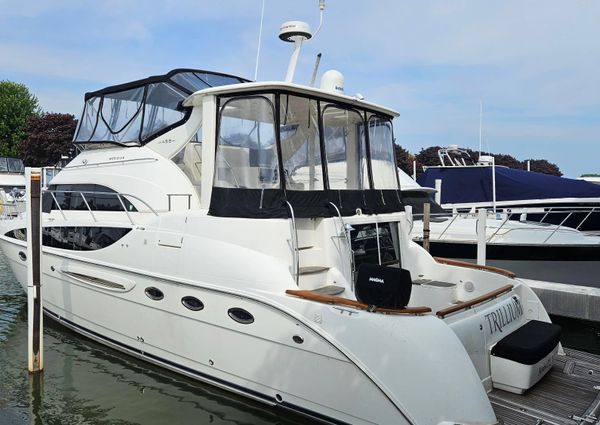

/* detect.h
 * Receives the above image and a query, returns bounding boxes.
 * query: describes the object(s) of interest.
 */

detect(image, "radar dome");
[320,70,344,94]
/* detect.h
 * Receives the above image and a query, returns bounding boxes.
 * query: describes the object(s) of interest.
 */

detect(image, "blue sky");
[1,0,598,177]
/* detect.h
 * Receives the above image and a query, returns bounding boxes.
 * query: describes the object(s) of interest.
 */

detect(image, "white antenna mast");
[279,0,325,83]
[313,0,325,38]
[254,0,266,81]
[479,100,483,156]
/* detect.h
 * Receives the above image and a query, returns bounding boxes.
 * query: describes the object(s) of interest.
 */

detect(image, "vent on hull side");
[60,269,135,292]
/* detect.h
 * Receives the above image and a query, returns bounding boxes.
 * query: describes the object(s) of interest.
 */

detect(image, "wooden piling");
[27,168,43,373]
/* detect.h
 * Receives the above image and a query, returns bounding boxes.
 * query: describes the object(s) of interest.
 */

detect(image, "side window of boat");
[41,227,132,250]
[4,227,131,250]
[4,228,27,241]
[42,184,137,212]
[215,95,279,189]
[368,115,398,190]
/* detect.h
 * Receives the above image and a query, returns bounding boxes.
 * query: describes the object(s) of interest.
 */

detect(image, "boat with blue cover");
[418,146,600,234]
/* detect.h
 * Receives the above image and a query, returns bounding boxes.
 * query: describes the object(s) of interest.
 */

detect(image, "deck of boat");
[492,348,600,424]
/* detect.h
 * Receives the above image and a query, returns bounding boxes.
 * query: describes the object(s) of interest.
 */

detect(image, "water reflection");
[0,254,306,425]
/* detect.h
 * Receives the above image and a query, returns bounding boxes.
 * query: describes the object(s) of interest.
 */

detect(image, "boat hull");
[420,240,600,288]
[0,234,498,425]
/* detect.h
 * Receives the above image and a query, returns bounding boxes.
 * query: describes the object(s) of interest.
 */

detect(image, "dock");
[492,348,600,424]
[522,279,600,322]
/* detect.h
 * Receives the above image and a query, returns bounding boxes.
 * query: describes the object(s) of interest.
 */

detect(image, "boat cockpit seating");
[490,319,561,393]
[355,264,412,309]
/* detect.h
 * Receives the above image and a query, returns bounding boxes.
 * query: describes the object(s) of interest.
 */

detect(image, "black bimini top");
[73,69,248,148]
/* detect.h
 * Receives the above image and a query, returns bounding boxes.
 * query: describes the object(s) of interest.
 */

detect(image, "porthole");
[18,251,26,261]
[181,296,204,311]
[228,308,254,324]
[145,287,164,301]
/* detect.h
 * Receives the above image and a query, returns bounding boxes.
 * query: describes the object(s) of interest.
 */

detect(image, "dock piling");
[26,167,43,373]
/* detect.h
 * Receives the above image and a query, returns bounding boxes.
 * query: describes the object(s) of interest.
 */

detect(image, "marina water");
[0,252,305,425]
[1,249,599,424]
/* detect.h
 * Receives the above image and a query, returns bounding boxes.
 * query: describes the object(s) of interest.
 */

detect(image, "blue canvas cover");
[417,167,600,204]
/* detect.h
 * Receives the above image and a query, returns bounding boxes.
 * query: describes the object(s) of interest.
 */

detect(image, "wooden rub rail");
[436,284,514,319]
[434,257,517,279]
[285,290,432,315]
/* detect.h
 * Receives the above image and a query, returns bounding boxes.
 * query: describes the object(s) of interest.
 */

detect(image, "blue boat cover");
[417,167,600,204]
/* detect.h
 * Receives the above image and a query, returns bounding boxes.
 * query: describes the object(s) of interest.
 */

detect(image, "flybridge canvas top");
[418,166,600,204]
[73,69,248,147]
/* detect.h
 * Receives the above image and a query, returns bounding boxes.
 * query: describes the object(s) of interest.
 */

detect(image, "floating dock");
[522,279,600,322]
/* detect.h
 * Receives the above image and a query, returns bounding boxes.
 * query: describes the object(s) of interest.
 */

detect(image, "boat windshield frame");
[73,69,249,149]
[210,88,403,218]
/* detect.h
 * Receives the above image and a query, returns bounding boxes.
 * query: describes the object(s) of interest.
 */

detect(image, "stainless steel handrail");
[44,189,159,225]
[413,206,599,245]
[79,192,97,222]
[486,213,511,242]
[576,207,596,230]
[437,213,459,240]
[328,202,356,291]
[543,212,573,243]
[167,193,192,211]
[285,201,299,286]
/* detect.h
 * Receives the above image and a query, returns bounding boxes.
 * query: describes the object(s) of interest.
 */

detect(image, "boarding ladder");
[285,201,348,295]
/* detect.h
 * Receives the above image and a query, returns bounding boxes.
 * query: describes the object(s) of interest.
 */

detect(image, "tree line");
[395,145,562,178]
[0,80,76,166]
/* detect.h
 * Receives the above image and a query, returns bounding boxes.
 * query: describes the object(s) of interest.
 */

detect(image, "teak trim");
[436,284,514,319]
[434,257,517,279]
[285,290,432,315]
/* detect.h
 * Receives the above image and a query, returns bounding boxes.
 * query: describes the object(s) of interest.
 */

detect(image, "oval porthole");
[181,296,204,311]
[228,308,254,324]
[145,287,164,301]
[18,251,26,261]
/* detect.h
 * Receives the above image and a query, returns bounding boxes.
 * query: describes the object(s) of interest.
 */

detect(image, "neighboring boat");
[0,33,562,425]
[417,146,600,233]
[580,174,600,185]
[400,170,600,288]
[0,156,25,190]
[0,157,26,218]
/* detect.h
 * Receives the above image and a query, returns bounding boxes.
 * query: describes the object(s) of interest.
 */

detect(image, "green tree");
[19,113,76,166]
[0,81,42,157]
[395,144,414,176]
[525,159,562,177]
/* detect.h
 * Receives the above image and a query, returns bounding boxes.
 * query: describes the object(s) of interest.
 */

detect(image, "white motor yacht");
[400,171,600,288]
[0,54,562,425]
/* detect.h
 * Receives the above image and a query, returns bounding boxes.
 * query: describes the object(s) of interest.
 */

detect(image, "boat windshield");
[74,69,247,148]
[210,91,402,218]
[0,157,24,173]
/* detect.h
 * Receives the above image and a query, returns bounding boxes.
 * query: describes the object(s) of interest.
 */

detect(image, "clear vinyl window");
[322,106,369,190]
[280,95,324,191]
[215,95,279,189]
[368,116,398,190]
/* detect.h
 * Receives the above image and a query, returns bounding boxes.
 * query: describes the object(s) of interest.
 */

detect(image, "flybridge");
[73,69,248,148]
